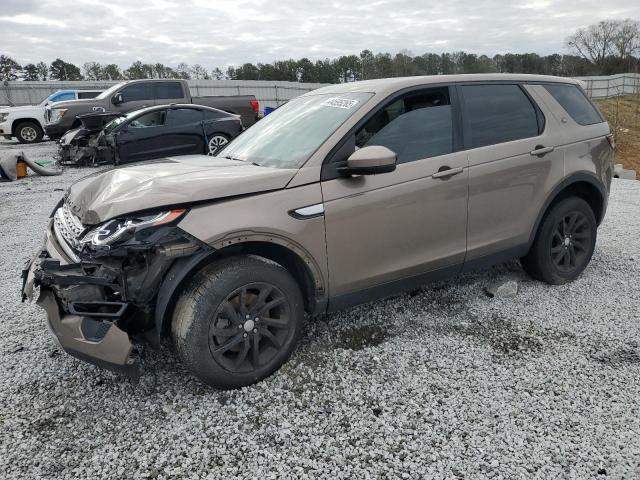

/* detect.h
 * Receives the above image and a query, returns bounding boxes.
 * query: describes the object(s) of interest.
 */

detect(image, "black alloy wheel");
[208,283,292,373]
[549,211,592,273]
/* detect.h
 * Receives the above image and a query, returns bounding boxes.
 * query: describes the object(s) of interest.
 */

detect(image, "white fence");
[1,74,638,108]
[0,80,330,110]
[576,73,640,99]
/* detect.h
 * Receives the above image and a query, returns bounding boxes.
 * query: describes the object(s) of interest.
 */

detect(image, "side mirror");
[112,93,123,105]
[337,145,397,176]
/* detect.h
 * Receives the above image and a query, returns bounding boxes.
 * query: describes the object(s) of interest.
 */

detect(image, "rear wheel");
[171,256,305,389]
[521,197,597,284]
[207,134,229,155]
[15,121,43,144]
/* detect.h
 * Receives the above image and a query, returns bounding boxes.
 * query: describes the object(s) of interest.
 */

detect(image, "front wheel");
[171,256,305,389]
[521,197,597,285]
[15,121,44,144]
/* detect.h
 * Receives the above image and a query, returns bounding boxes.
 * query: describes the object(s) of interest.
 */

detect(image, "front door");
[321,86,469,306]
[117,109,168,163]
[111,83,155,114]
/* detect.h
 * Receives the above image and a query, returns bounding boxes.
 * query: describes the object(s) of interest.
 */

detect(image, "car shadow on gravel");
[432,314,544,355]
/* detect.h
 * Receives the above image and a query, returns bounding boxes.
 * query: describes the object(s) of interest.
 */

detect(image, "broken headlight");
[80,209,186,248]
[49,108,68,123]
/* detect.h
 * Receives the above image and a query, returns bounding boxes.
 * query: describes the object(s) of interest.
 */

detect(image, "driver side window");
[355,87,453,164]
[119,84,154,103]
[128,110,166,128]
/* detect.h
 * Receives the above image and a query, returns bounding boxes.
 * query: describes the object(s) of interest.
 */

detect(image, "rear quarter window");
[543,84,603,126]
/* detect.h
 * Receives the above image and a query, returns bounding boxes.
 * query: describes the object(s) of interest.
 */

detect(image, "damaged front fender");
[23,215,213,377]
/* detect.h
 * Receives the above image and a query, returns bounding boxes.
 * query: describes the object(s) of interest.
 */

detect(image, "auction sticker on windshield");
[322,97,359,109]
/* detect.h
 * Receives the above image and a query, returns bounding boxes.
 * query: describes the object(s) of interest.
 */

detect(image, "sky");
[1,0,639,69]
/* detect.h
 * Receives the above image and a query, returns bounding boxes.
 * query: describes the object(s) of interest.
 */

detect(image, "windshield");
[218,92,373,168]
[96,82,126,100]
[103,116,127,133]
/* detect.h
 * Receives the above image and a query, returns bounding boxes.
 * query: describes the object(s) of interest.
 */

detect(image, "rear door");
[154,81,187,105]
[459,83,564,268]
[163,107,206,155]
[321,86,469,305]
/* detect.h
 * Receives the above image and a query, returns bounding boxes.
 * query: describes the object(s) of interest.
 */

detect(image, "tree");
[296,58,315,82]
[360,49,375,79]
[176,62,191,79]
[124,61,149,79]
[190,64,210,79]
[23,63,40,81]
[211,67,226,80]
[83,61,103,80]
[49,58,82,80]
[567,20,622,68]
[0,55,21,81]
[102,64,123,80]
[36,61,48,80]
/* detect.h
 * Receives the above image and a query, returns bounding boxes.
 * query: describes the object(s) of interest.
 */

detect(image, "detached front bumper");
[22,221,139,377]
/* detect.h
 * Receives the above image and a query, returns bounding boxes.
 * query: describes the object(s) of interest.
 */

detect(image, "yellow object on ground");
[16,160,27,178]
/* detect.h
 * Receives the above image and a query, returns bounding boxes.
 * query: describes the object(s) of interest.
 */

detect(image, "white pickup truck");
[0,89,102,143]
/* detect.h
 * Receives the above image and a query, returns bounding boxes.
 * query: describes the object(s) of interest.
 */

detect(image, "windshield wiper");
[221,155,260,167]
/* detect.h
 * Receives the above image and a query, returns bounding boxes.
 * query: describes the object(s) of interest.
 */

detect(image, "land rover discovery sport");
[22,74,613,389]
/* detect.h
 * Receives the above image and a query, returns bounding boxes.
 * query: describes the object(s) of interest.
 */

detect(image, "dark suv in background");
[23,74,613,389]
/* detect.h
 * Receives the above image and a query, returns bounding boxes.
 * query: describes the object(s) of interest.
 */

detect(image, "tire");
[207,133,230,156]
[171,255,305,389]
[521,197,597,285]
[15,121,44,144]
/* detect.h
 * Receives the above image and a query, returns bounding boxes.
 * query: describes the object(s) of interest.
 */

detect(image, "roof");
[306,74,580,97]
[125,103,234,116]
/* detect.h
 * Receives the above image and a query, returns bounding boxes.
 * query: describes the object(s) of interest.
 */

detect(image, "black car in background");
[59,104,243,166]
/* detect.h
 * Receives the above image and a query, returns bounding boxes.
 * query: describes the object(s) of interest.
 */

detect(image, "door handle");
[530,145,554,156]
[432,166,464,179]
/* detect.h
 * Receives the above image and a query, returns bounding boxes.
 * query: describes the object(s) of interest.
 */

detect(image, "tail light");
[250,99,259,114]
[606,133,615,150]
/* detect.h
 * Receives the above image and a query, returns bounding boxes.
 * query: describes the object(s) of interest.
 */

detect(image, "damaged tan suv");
[22,74,613,389]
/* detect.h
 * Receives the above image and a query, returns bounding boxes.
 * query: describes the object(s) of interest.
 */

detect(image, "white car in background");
[0,89,102,144]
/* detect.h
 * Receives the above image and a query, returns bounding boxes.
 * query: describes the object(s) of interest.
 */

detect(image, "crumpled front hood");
[66,155,297,225]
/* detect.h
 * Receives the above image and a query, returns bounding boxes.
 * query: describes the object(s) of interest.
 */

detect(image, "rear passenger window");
[461,84,540,148]
[155,82,184,100]
[77,91,99,99]
[355,87,453,163]
[168,108,203,125]
[543,84,603,125]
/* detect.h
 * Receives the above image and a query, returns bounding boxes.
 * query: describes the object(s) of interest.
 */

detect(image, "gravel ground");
[1,138,639,479]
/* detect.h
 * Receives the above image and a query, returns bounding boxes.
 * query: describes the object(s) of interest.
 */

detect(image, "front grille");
[53,204,85,249]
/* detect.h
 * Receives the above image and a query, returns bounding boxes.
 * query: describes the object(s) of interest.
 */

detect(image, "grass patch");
[595,94,640,174]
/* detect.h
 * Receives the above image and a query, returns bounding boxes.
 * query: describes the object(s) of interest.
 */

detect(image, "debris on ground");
[0,151,62,181]
[485,279,519,298]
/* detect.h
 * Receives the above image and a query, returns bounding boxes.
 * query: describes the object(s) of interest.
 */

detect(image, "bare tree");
[190,64,210,80]
[83,61,103,80]
[612,19,640,60]
[566,20,620,66]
